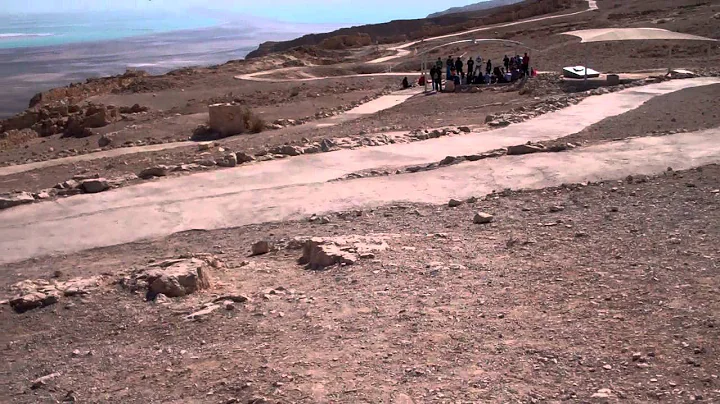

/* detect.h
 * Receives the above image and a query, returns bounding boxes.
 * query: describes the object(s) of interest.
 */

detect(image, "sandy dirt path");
[0,87,424,177]
[1,78,718,264]
[368,0,598,64]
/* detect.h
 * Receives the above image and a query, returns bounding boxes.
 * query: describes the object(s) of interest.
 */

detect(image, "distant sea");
[0,12,337,118]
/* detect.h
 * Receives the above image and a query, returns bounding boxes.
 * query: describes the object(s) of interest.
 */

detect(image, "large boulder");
[80,178,109,193]
[299,238,358,270]
[0,192,35,210]
[209,103,246,137]
[82,106,118,128]
[143,258,212,298]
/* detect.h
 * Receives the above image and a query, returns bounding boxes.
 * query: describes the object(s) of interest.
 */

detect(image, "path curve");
[368,0,598,64]
[1,77,716,265]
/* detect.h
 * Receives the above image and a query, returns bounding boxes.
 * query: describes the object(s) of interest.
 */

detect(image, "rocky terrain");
[1,164,718,403]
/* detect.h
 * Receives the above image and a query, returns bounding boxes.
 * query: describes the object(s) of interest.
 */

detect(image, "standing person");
[503,55,510,71]
[429,66,438,91]
[435,57,443,74]
[446,56,454,80]
[434,66,443,91]
[522,52,530,76]
[474,55,483,77]
[455,57,464,81]
[486,59,492,75]
[467,57,475,83]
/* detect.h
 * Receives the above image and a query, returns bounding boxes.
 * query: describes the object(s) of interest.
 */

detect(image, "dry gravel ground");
[1,164,718,403]
[561,83,720,145]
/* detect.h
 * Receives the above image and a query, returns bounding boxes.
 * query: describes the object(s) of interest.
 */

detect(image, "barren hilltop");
[1,0,719,402]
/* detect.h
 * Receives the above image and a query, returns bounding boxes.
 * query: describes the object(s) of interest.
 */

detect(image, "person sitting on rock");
[402,76,410,89]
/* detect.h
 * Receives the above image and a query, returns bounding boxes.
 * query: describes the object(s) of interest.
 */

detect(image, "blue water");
[0,12,339,118]
[0,12,221,49]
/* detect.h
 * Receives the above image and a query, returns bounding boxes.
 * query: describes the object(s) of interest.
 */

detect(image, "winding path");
[368,0,599,64]
[1,77,717,265]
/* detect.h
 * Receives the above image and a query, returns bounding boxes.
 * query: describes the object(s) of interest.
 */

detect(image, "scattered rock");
[138,165,169,179]
[213,294,249,303]
[270,145,303,156]
[448,199,463,207]
[251,240,272,256]
[457,126,471,133]
[473,212,494,224]
[197,142,213,151]
[186,304,219,321]
[236,152,255,164]
[196,159,217,167]
[549,205,565,213]
[439,156,457,166]
[217,153,238,167]
[222,300,235,310]
[507,143,546,155]
[591,388,613,399]
[98,134,113,147]
[488,120,510,127]
[0,192,35,210]
[80,178,109,193]
[320,138,336,152]
[154,293,170,304]
[31,372,61,390]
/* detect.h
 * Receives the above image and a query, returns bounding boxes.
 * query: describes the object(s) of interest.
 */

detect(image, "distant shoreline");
[0,23,322,118]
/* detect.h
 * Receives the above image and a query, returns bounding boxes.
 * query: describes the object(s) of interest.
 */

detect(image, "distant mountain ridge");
[428,0,525,18]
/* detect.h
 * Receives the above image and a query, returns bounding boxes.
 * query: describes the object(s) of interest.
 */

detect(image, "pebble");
[448,199,463,207]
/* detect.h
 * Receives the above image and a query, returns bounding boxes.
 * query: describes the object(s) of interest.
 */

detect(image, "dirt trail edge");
[1,126,719,265]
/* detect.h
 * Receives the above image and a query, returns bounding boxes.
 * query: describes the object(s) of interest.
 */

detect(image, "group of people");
[427,52,532,90]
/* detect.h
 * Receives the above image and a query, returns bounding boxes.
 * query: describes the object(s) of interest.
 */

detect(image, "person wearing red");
[522,52,530,77]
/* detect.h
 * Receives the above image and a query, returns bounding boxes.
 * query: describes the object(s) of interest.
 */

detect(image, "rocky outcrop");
[8,277,103,313]
[122,258,213,298]
[297,235,391,270]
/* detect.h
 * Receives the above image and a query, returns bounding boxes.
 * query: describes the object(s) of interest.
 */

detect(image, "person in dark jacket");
[446,56,454,79]
[503,55,510,71]
[467,58,475,83]
[486,59,492,75]
[455,57,464,80]
[402,76,410,89]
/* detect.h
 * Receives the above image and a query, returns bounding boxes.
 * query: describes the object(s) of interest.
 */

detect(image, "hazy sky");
[0,0,483,23]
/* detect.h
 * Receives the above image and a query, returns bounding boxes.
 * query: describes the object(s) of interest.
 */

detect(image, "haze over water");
[0,11,338,118]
